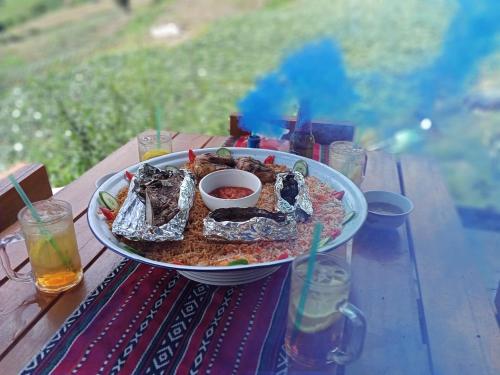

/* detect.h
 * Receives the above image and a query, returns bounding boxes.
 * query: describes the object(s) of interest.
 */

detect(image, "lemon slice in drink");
[142,149,169,160]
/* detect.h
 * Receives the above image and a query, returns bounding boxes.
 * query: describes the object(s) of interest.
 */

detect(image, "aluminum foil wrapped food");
[203,207,297,242]
[112,163,195,241]
[275,171,313,222]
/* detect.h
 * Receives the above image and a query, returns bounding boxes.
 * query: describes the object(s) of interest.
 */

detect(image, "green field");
[1,0,499,209]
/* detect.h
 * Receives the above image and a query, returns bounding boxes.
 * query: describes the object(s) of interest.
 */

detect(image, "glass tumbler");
[138,130,173,161]
[285,253,366,367]
[0,199,83,293]
[329,141,367,186]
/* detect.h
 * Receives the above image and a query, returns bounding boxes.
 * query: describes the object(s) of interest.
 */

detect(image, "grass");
[0,0,499,209]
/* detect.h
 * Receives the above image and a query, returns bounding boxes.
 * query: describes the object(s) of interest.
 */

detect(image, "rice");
[117,172,344,266]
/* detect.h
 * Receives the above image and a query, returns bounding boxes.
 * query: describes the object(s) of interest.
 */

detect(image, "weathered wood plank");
[0,215,107,358]
[0,134,217,374]
[0,250,123,375]
[229,113,355,144]
[344,151,430,375]
[400,156,500,375]
[0,163,53,232]
[464,229,500,302]
[203,135,229,149]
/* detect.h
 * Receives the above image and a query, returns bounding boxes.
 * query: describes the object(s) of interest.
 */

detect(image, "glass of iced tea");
[138,130,173,161]
[285,253,366,367]
[0,199,83,293]
[329,141,367,187]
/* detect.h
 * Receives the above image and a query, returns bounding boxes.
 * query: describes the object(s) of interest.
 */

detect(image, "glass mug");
[138,130,173,161]
[0,199,83,294]
[329,141,367,187]
[285,253,366,367]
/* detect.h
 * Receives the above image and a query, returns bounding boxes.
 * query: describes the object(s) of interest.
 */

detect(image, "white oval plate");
[87,147,367,285]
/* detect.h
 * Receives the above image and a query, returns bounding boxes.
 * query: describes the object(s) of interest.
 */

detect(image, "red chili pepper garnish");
[330,228,342,239]
[277,251,288,260]
[171,260,184,265]
[264,155,275,164]
[333,191,345,200]
[100,207,116,221]
[188,149,196,163]
[125,170,134,181]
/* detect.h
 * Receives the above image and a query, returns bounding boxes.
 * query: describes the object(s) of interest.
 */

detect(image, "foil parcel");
[203,208,297,242]
[112,163,195,241]
[275,171,313,222]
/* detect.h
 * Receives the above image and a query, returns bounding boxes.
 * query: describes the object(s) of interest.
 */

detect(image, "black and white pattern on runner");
[21,260,134,375]
[144,283,211,374]
[72,266,157,373]
[188,287,234,375]
[108,273,180,375]
[275,345,288,375]
[205,287,246,374]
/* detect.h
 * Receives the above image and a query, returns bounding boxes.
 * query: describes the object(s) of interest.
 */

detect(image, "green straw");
[154,105,163,149]
[8,175,73,271]
[293,222,323,334]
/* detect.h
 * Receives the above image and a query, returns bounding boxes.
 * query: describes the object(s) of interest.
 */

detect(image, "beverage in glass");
[285,253,366,367]
[329,141,367,186]
[0,199,83,293]
[138,130,173,161]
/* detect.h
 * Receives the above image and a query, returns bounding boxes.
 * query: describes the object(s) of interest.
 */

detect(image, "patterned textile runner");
[21,260,291,375]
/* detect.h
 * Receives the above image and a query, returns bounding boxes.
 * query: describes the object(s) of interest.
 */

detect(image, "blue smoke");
[238,39,357,137]
[417,0,500,115]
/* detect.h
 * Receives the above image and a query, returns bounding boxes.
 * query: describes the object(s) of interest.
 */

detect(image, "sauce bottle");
[290,101,315,159]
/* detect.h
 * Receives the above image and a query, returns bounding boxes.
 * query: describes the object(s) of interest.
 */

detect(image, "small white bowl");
[364,190,414,229]
[199,169,262,211]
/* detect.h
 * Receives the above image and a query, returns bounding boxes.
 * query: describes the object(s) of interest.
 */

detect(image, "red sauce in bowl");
[209,186,254,199]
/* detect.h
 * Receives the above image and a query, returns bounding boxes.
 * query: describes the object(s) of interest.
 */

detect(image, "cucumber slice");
[216,147,232,158]
[227,258,249,266]
[293,160,308,177]
[342,211,356,225]
[122,244,145,256]
[99,191,119,211]
[164,165,180,174]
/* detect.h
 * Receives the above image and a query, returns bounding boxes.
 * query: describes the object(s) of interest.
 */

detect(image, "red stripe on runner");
[118,274,190,374]
[198,266,289,374]
[52,266,186,374]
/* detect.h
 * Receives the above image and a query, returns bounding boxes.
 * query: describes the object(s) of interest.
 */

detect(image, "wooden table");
[0,133,499,375]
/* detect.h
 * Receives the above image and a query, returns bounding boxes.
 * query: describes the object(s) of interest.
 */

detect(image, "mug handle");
[329,302,367,365]
[0,233,32,282]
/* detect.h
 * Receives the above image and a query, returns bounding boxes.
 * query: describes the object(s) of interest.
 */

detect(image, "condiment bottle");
[289,101,315,159]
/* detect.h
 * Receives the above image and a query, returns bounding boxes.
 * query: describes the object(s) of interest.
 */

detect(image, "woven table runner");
[21,260,291,375]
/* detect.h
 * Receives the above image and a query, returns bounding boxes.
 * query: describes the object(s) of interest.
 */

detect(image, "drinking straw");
[154,105,163,149]
[8,175,73,271]
[293,222,323,334]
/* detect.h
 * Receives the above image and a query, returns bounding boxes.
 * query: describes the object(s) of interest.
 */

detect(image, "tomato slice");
[330,228,342,239]
[100,207,116,221]
[125,170,134,181]
[188,149,196,163]
[264,155,275,164]
[277,251,288,260]
[333,191,345,200]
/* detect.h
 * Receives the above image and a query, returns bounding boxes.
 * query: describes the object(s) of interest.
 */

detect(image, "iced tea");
[19,200,82,293]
